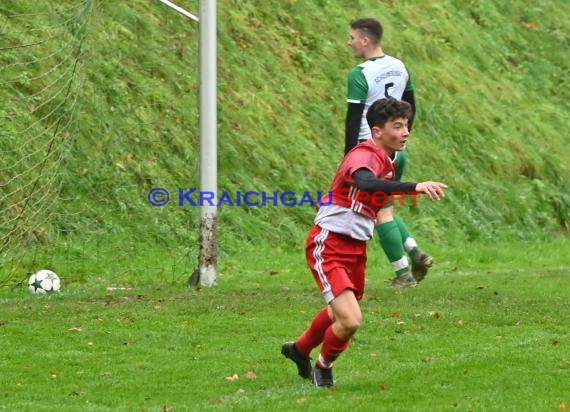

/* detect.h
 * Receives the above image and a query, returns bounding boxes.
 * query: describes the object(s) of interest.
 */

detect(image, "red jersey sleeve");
[342,145,389,184]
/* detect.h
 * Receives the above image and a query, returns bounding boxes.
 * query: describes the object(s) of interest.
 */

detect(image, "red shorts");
[305,225,367,304]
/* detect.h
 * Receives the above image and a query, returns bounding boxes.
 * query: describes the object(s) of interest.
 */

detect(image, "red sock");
[317,326,350,368]
[295,308,333,356]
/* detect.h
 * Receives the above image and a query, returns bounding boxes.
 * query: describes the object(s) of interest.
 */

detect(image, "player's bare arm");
[415,181,447,200]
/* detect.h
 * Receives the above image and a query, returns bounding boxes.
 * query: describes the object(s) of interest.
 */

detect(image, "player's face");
[347,29,367,58]
[372,117,409,154]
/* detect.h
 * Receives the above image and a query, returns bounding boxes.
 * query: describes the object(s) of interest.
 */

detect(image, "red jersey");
[322,140,395,220]
[314,140,395,240]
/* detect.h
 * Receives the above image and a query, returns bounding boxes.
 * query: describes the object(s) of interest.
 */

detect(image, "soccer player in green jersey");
[345,17,432,288]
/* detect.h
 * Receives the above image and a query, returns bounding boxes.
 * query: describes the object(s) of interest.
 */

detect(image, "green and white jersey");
[347,55,413,140]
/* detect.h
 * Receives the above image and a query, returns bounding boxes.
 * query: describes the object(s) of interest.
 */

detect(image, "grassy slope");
[1,0,570,277]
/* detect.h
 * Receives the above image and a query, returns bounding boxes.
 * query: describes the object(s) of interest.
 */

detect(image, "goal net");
[0,1,91,284]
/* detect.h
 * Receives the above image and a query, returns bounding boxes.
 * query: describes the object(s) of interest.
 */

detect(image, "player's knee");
[340,314,362,335]
[376,207,394,224]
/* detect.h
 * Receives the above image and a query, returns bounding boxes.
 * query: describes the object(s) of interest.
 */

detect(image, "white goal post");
[157,0,218,288]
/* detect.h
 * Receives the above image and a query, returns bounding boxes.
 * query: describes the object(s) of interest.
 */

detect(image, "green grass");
[1,239,569,411]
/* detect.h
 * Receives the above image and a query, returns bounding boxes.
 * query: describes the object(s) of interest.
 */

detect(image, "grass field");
[1,1,569,410]
[2,237,568,411]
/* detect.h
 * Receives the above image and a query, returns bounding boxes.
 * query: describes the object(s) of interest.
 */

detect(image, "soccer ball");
[28,270,61,294]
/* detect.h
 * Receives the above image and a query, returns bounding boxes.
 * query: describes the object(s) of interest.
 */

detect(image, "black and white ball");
[28,270,61,294]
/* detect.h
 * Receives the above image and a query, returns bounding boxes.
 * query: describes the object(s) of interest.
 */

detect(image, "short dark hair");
[366,98,412,129]
[350,18,383,44]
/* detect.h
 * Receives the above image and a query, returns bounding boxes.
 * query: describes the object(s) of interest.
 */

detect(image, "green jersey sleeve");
[347,67,368,104]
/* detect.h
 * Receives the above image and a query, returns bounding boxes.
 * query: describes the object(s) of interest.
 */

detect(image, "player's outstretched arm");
[353,168,417,194]
[415,181,447,201]
[353,170,447,200]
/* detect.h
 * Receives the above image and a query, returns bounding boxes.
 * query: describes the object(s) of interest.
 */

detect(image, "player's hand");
[415,181,448,200]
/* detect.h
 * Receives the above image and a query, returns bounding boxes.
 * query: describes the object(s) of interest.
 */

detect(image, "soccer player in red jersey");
[282,98,447,388]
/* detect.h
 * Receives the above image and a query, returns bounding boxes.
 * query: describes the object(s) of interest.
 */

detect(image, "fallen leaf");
[560,402,567,410]
[458,320,465,326]
[295,397,306,404]
[391,311,401,318]
[552,339,560,346]
[429,311,440,318]
[225,373,239,381]
[245,371,257,380]
[379,384,386,391]
[269,271,278,276]
[523,21,539,30]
